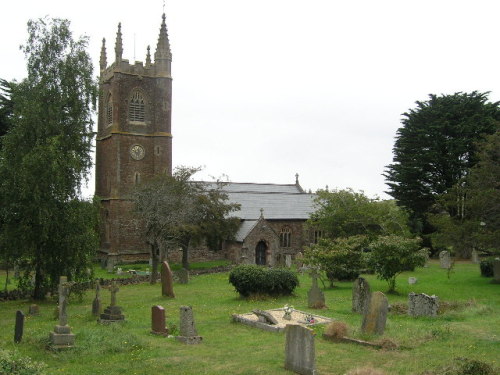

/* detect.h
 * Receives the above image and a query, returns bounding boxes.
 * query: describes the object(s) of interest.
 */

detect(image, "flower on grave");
[304,313,315,324]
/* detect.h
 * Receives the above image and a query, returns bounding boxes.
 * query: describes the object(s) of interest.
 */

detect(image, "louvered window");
[105,95,113,125]
[129,90,145,122]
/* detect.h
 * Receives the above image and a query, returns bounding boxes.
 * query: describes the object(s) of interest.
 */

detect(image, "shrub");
[304,236,368,287]
[0,350,46,375]
[229,265,298,297]
[479,259,495,277]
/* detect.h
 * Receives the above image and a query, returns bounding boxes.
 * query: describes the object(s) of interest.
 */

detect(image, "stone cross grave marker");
[14,310,24,343]
[284,324,317,375]
[439,250,451,269]
[92,282,102,316]
[161,261,175,297]
[493,259,500,284]
[408,292,439,317]
[176,306,202,344]
[151,305,168,336]
[361,291,388,335]
[352,277,371,314]
[307,269,326,309]
[99,280,125,323]
[49,276,75,348]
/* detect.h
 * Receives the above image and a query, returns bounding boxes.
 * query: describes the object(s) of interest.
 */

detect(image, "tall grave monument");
[49,276,75,348]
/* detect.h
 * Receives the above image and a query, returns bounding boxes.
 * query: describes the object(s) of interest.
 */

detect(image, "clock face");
[130,144,145,160]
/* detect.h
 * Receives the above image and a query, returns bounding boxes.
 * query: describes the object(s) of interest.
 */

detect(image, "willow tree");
[0,18,98,299]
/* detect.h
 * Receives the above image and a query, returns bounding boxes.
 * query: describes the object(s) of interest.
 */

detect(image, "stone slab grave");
[284,324,317,375]
[408,292,439,317]
[92,282,102,317]
[151,305,168,336]
[352,277,371,314]
[308,269,326,309]
[361,291,388,336]
[176,306,203,344]
[232,308,333,333]
[28,304,40,316]
[439,250,451,269]
[14,310,24,343]
[161,261,175,297]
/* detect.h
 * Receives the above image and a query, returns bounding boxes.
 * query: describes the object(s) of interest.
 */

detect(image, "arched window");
[129,90,145,122]
[105,95,113,126]
[280,227,291,248]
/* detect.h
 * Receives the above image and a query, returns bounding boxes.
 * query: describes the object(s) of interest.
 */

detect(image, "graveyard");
[0,260,499,375]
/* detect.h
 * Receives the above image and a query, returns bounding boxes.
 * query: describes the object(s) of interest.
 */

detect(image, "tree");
[368,235,427,293]
[385,92,500,243]
[0,79,15,141]
[309,188,410,240]
[0,18,98,299]
[429,127,500,256]
[304,235,368,287]
[133,166,240,275]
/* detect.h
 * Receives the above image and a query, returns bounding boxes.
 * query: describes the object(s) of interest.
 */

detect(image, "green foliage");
[479,259,495,278]
[304,236,368,286]
[368,235,427,292]
[309,188,410,240]
[0,349,46,375]
[228,265,299,297]
[0,18,98,299]
[385,92,500,245]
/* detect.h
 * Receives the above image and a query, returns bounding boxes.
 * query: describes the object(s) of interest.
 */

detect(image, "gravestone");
[493,259,500,284]
[49,276,75,348]
[284,324,317,375]
[176,306,203,344]
[92,282,102,316]
[408,277,418,285]
[352,277,371,314]
[14,310,24,343]
[161,261,175,297]
[408,292,439,317]
[99,281,125,323]
[106,257,116,273]
[177,268,189,284]
[151,305,168,336]
[295,251,304,268]
[471,249,479,264]
[361,291,388,335]
[285,254,292,268]
[28,304,40,316]
[439,250,451,269]
[307,270,325,309]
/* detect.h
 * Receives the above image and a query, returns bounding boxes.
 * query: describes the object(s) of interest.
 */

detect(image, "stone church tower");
[95,14,172,263]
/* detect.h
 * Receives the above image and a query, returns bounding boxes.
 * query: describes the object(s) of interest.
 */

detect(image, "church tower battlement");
[95,14,173,262]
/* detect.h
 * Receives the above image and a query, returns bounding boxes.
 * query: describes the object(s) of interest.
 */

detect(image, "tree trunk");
[150,243,158,284]
[181,237,191,270]
[33,249,45,300]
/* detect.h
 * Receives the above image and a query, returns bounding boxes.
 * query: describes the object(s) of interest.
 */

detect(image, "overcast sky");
[2,0,500,199]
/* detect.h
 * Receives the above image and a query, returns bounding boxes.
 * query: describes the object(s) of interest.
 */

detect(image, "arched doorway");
[255,241,267,265]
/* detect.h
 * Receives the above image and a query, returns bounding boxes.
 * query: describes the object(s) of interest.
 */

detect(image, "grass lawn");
[0,261,499,374]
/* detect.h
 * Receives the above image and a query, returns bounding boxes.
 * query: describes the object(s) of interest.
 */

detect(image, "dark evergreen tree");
[0,18,98,299]
[384,92,500,244]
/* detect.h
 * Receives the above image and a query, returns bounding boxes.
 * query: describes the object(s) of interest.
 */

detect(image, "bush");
[229,265,298,297]
[304,236,368,287]
[0,350,46,375]
[480,259,495,277]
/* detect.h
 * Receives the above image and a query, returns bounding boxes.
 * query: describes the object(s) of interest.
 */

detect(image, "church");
[95,14,318,267]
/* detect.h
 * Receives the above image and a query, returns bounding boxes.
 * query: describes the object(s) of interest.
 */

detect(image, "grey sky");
[2,0,499,198]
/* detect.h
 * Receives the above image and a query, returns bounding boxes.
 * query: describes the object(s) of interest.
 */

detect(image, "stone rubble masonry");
[284,324,317,375]
[408,292,439,317]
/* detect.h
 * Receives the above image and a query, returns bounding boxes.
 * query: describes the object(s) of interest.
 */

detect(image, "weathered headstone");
[408,277,418,285]
[161,261,175,297]
[285,254,292,268]
[361,291,388,335]
[307,270,326,309]
[176,306,203,344]
[284,324,317,375]
[151,305,168,336]
[352,277,371,314]
[91,282,102,317]
[493,259,500,284]
[471,249,479,264]
[295,251,304,268]
[49,276,75,348]
[177,268,189,284]
[439,250,451,269]
[106,257,116,273]
[14,310,24,343]
[28,304,40,316]
[408,292,439,317]
[99,281,125,323]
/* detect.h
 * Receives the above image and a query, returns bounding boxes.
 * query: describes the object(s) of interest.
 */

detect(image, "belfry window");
[129,90,145,122]
[280,227,291,248]
[105,95,113,126]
